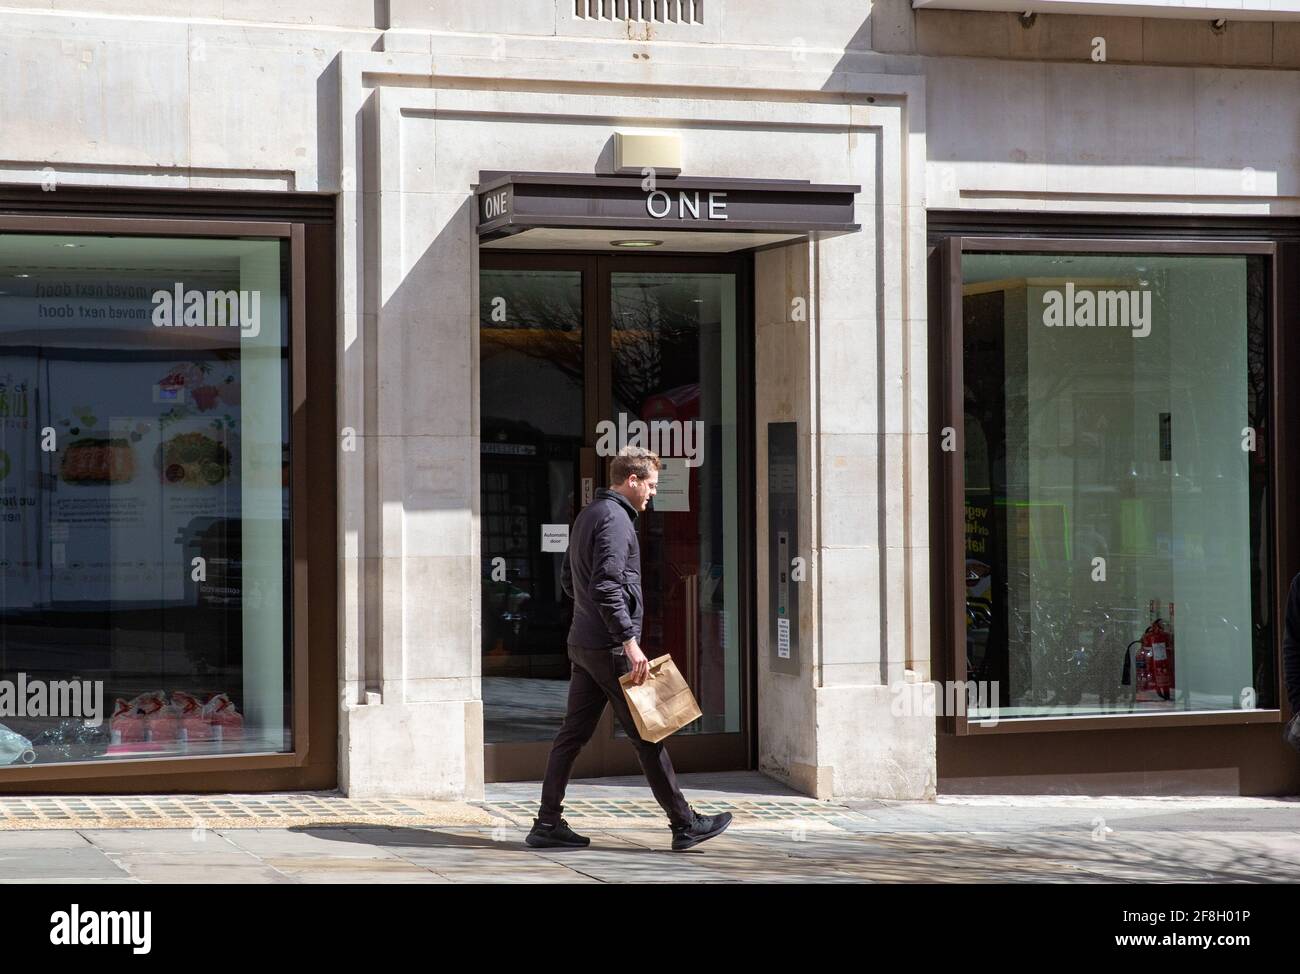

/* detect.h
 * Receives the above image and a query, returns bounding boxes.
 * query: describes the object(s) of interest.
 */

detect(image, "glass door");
[480,252,751,781]
[606,265,743,740]
[479,256,596,781]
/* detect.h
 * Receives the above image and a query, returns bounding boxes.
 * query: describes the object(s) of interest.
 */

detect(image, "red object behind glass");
[639,385,712,717]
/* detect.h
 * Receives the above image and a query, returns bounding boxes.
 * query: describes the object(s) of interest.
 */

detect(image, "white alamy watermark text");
[1042,283,1151,338]
[595,412,704,468]
[0,672,104,726]
[50,905,151,954]
[151,284,261,338]
[890,679,1000,727]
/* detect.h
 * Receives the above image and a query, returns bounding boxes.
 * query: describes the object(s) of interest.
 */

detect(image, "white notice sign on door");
[652,457,690,512]
[541,523,569,552]
[777,617,791,659]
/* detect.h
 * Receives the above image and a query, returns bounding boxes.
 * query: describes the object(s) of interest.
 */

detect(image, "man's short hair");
[610,445,661,485]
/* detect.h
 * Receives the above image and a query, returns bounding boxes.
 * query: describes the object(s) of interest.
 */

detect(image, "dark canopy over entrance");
[475,172,859,252]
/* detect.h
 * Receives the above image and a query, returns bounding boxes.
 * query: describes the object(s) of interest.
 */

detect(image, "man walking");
[527,445,732,851]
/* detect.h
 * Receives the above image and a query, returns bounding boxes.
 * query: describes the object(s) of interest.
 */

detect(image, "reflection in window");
[611,272,740,735]
[0,235,290,766]
[961,251,1271,718]
[478,270,583,743]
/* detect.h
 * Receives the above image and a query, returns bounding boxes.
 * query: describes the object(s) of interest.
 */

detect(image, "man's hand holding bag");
[618,654,703,743]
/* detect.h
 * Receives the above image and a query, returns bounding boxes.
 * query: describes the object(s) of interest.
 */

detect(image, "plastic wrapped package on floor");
[203,692,244,742]
[109,697,147,745]
[0,722,36,765]
[31,718,110,761]
[173,691,213,744]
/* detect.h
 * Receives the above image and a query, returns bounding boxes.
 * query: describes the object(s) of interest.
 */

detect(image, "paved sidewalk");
[0,772,1297,883]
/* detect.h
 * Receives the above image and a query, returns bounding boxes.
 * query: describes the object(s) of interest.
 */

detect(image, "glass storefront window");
[960,249,1271,719]
[0,234,291,766]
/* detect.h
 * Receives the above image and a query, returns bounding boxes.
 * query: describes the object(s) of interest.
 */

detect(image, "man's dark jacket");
[561,487,642,654]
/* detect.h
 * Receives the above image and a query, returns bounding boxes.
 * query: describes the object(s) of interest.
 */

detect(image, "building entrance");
[478,251,753,781]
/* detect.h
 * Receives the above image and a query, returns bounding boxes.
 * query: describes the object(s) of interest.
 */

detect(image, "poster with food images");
[44,358,242,605]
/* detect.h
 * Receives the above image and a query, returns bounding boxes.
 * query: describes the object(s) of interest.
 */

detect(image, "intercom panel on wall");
[768,422,799,674]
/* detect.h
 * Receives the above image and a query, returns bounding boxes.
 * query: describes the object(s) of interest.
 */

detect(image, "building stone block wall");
[335,52,931,798]
[923,54,1300,210]
[870,0,1300,68]
[337,65,489,799]
[7,0,1297,800]
[753,242,820,795]
[751,91,934,800]
[0,0,939,802]
[387,0,876,48]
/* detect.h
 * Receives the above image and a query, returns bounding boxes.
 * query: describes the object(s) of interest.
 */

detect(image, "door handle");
[580,446,597,507]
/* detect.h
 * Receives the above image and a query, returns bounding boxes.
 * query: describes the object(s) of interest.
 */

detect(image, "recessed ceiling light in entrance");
[610,239,663,249]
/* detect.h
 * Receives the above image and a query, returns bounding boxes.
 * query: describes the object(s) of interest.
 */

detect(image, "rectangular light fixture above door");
[613,132,682,175]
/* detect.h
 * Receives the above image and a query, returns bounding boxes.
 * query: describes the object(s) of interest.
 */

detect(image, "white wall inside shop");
[237,244,289,748]
[965,263,1258,716]
[1008,263,1254,712]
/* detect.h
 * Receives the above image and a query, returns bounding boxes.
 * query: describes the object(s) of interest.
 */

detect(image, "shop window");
[0,234,291,767]
[956,247,1272,720]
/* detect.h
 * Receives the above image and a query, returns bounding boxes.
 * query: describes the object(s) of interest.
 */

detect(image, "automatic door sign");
[541,523,569,553]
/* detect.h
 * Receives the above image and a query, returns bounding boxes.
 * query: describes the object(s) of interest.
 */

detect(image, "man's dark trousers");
[539,645,693,830]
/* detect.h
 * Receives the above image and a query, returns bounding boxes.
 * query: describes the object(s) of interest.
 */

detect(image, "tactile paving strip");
[483,797,860,828]
[0,793,496,830]
[0,793,863,831]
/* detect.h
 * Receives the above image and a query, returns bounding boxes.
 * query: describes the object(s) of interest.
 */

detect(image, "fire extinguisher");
[1125,600,1175,702]
[1147,616,1173,700]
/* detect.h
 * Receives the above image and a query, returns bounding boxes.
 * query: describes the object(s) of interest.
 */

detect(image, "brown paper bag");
[618,654,703,743]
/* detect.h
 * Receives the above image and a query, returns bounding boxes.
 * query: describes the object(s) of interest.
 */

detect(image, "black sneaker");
[671,808,733,851]
[525,817,590,849]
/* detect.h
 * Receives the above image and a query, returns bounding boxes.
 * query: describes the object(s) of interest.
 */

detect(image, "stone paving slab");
[116,862,295,884]
[0,831,93,849]
[221,828,408,859]
[0,847,131,881]
[98,851,265,871]
[82,829,257,854]
[284,870,449,884]
[2,877,141,884]
[0,774,1295,882]
[844,795,1300,835]
[0,823,1296,883]
[261,856,446,882]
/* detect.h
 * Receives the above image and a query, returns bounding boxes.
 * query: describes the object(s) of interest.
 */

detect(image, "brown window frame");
[0,208,336,789]
[932,230,1286,736]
